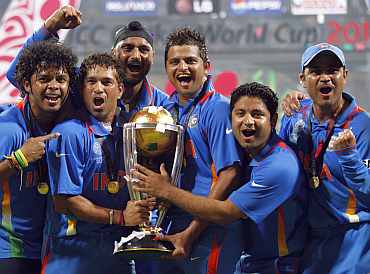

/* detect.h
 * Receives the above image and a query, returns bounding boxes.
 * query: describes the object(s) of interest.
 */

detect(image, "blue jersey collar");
[169,75,214,108]
[249,131,279,166]
[309,92,357,127]
[86,114,111,137]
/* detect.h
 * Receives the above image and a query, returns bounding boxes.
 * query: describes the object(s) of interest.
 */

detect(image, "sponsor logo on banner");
[291,0,347,15]
[0,0,81,104]
[168,0,220,15]
[230,0,284,15]
[105,0,158,15]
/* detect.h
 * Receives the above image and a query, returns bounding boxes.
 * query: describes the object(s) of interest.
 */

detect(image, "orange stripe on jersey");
[26,171,33,187]
[346,189,357,215]
[320,164,333,181]
[207,236,222,274]
[66,218,77,236]
[101,174,108,191]
[93,174,99,191]
[1,180,11,228]
[210,163,218,190]
[185,139,196,158]
[199,91,214,104]
[277,206,289,256]
[40,252,50,274]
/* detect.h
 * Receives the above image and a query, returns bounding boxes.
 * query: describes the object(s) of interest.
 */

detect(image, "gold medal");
[37,182,49,195]
[310,176,320,189]
[107,181,119,194]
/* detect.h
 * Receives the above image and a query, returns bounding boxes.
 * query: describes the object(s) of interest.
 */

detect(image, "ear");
[204,61,210,74]
[299,72,306,88]
[118,83,124,99]
[112,48,118,58]
[343,68,348,81]
[271,113,278,129]
[23,80,31,94]
[151,49,155,65]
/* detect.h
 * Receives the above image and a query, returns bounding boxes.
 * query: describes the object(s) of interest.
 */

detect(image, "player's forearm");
[164,185,233,225]
[336,148,370,193]
[0,159,16,181]
[184,165,241,237]
[54,195,121,225]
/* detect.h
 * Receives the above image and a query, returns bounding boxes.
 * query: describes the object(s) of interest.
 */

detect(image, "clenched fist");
[44,5,82,33]
[328,128,356,151]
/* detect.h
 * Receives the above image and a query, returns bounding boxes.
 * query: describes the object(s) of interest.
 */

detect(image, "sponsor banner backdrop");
[291,0,347,15]
[168,0,220,15]
[229,0,284,15]
[104,0,158,16]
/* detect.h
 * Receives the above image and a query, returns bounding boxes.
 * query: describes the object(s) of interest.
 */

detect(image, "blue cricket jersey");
[229,133,307,273]
[165,76,241,198]
[0,100,48,259]
[47,111,130,238]
[280,93,370,228]
[280,93,370,274]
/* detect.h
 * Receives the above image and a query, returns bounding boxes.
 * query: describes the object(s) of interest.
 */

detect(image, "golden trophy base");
[114,228,174,260]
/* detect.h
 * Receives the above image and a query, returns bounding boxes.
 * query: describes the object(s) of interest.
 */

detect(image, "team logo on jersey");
[188,114,198,128]
[363,159,370,169]
[93,141,103,163]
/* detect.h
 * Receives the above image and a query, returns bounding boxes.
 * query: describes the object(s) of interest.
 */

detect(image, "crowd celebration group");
[0,5,369,274]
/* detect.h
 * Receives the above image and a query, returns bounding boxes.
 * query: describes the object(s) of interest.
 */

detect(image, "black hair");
[164,27,208,65]
[230,82,279,117]
[79,52,126,88]
[15,40,77,97]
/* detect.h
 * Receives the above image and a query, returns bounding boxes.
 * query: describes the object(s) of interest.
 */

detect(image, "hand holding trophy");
[114,106,184,259]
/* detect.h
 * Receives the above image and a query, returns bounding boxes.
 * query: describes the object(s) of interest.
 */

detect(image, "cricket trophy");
[113,106,184,259]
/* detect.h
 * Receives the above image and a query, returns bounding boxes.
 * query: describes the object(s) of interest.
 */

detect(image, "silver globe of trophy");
[114,106,184,259]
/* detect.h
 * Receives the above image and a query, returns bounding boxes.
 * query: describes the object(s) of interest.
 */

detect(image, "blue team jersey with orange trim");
[0,102,48,259]
[118,77,168,124]
[279,93,370,229]
[165,76,241,197]
[46,112,130,238]
[229,133,307,264]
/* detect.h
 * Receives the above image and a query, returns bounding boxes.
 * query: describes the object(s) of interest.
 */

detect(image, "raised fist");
[44,5,82,33]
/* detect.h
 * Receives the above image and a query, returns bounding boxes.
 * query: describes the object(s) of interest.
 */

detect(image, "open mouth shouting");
[92,95,106,111]
[241,128,256,140]
[127,61,143,73]
[319,85,334,96]
[176,74,192,88]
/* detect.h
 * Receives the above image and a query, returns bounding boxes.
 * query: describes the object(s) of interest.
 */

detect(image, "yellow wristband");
[15,149,28,168]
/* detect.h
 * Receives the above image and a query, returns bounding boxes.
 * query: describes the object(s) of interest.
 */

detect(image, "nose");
[319,72,331,83]
[178,60,188,71]
[46,78,63,92]
[131,47,141,60]
[93,81,104,94]
[243,114,254,128]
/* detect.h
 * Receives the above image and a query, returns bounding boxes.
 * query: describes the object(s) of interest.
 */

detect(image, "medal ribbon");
[307,104,361,188]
